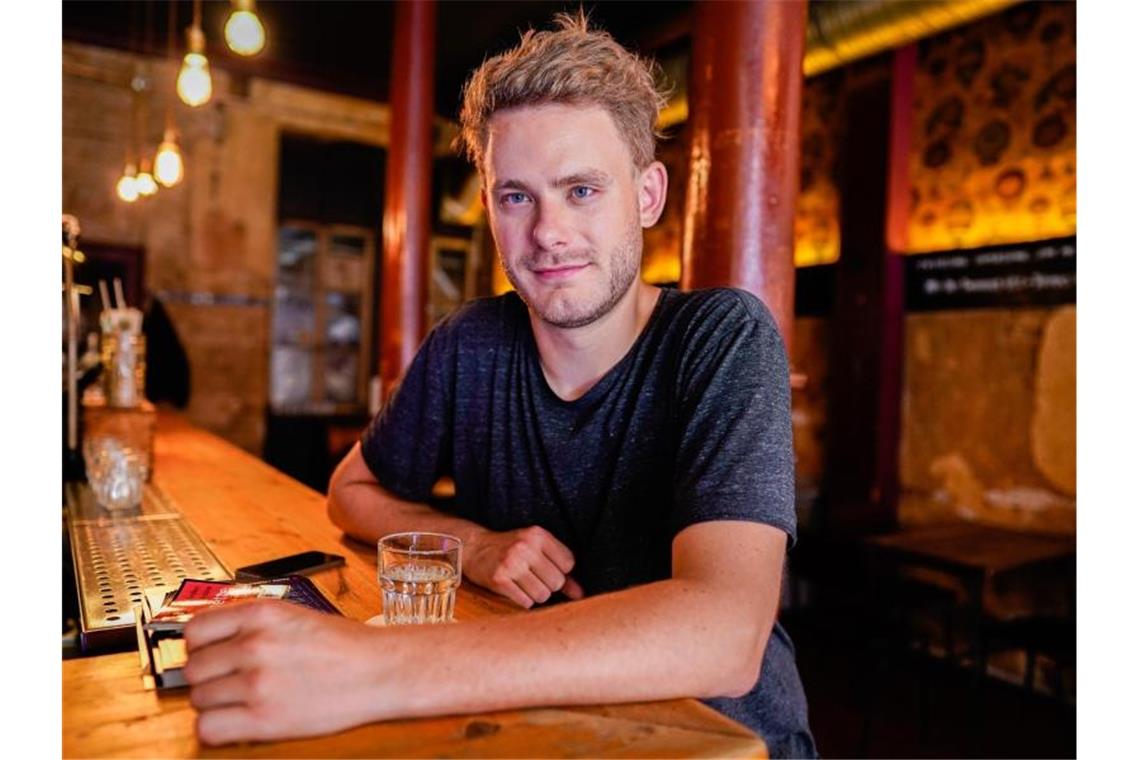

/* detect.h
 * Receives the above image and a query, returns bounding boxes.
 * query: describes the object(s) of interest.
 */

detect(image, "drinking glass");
[101,332,146,408]
[84,436,146,511]
[378,532,461,625]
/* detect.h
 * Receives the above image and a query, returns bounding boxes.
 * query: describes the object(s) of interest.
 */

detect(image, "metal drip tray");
[65,483,231,652]
[65,480,179,522]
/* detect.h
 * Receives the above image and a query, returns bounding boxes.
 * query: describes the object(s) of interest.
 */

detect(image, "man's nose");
[531,199,572,251]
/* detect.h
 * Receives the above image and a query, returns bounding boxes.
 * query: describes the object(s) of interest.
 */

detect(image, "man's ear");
[480,186,488,211]
[638,161,669,228]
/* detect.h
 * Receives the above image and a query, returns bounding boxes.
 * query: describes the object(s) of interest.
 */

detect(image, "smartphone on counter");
[234,551,346,582]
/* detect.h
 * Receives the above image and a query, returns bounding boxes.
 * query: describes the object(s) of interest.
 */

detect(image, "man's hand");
[183,601,388,746]
[464,526,584,608]
[327,446,581,608]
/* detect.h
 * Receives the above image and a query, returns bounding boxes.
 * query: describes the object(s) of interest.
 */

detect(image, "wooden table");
[864,522,1075,692]
[865,521,1076,618]
[866,522,1074,578]
[63,412,767,758]
[862,522,1075,751]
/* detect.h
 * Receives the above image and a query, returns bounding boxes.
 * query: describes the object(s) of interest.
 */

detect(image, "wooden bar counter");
[63,412,767,758]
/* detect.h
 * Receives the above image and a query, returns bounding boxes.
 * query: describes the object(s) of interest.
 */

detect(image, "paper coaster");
[363,615,460,626]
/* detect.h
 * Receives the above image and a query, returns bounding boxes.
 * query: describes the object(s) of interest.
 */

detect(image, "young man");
[183,14,816,758]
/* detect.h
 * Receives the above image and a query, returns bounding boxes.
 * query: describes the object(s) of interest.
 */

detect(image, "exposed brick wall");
[63,41,390,453]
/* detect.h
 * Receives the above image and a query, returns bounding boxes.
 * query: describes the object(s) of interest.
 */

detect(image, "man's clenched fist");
[463,525,584,607]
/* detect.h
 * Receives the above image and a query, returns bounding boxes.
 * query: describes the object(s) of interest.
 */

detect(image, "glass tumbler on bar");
[102,331,146,408]
[378,532,461,625]
[83,436,147,511]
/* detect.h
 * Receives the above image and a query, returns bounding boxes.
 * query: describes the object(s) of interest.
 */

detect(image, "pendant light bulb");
[154,128,184,187]
[135,160,158,197]
[116,164,140,203]
[176,26,212,107]
[225,0,266,56]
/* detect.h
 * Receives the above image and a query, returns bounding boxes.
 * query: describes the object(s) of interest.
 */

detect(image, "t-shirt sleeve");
[670,292,797,546]
[359,324,455,503]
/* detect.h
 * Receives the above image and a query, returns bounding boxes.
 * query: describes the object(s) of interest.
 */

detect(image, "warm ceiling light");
[154,127,184,187]
[177,23,212,106]
[135,168,158,197]
[135,156,158,197]
[116,163,140,203]
[225,0,266,56]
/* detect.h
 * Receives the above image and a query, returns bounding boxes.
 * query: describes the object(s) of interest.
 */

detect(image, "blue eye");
[571,186,595,200]
[502,192,529,206]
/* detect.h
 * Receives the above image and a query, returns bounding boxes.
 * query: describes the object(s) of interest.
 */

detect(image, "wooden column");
[820,46,914,532]
[681,0,806,349]
[380,0,436,399]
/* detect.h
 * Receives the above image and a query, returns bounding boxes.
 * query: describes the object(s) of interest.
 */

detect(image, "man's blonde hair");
[457,10,668,172]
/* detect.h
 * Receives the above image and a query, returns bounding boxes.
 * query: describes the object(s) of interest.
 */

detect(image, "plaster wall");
[790,305,1075,535]
[898,305,1075,533]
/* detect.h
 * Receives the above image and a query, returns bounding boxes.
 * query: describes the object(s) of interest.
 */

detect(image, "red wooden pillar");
[820,45,914,532]
[681,0,807,350]
[380,0,436,399]
[876,44,916,523]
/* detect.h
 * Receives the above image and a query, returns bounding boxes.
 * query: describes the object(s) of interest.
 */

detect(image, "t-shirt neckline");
[522,286,673,410]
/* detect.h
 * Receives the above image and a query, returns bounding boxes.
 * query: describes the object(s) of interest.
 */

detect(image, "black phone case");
[234,552,345,582]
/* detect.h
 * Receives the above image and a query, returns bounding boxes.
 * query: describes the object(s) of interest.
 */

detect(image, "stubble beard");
[504,223,643,329]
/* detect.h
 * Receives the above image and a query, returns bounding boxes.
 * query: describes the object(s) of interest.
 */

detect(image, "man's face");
[482,103,647,329]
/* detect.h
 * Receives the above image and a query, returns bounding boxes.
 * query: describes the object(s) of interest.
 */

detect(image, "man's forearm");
[183,522,785,746]
[327,479,490,549]
[363,575,772,722]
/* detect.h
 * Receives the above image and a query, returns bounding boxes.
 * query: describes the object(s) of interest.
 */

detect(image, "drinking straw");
[113,278,127,309]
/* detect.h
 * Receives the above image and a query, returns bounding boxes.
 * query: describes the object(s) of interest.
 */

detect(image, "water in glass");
[377,532,462,625]
[379,559,459,625]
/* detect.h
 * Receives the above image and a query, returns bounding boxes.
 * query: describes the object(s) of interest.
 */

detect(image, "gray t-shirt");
[361,286,816,758]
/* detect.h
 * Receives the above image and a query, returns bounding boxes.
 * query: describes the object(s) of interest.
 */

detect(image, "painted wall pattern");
[906,1,1076,253]
[794,70,844,267]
